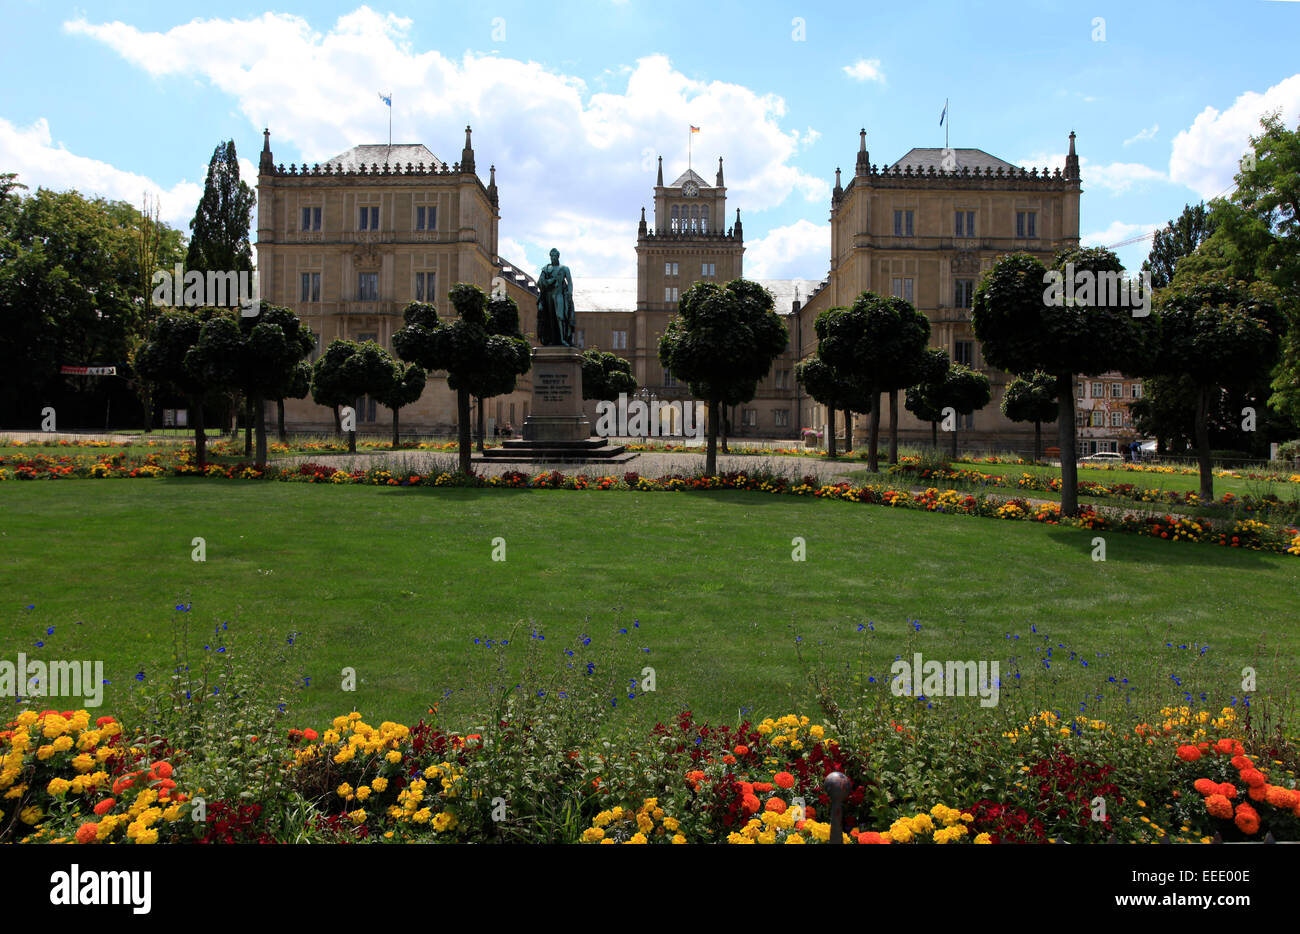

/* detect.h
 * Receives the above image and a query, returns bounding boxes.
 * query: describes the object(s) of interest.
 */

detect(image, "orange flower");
[1213,738,1238,756]
[1248,784,1268,802]
[151,761,173,780]
[753,782,774,793]
[734,745,749,757]
[857,831,890,844]
[1265,786,1298,810]
[1234,803,1260,835]
[764,797,787,814]
[774,772,795,790]
[1176,745,1201,762]
[1193,779,1217,796]
[1239,768,1266,788]
[722,755,736,765]
[741,794,761,815]
[92,798,116,816]
[1230,755,1253,770]
[75,822,99,844]
[1205,794,1234,820]
[1217,783,1238,799]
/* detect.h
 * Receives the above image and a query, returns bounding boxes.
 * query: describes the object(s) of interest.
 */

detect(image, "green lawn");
[3,480,1298,733]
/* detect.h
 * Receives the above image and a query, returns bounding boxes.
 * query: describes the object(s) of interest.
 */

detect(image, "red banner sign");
[60,366,117,376]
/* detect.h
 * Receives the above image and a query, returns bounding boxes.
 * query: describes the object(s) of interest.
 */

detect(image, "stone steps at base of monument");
[474,439,635,463]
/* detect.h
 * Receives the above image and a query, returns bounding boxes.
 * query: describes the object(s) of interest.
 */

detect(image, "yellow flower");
[386,750,402,765]
[46,777,72,796]
[348,808,367,824]
[371,777,388,793]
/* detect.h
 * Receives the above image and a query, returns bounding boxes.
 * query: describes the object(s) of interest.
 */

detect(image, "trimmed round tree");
[581,348,636,402]
[242,305,314,464]
[904,348,953,450]
[658,278,788,475]
[376,361,426,449]
[881,301,935,464]
[1151,271,1280,498]
[941,363,992,458]
[393,284,530,474]
[311,338,361,439]
[972,247,1144,516]
[795,355,847,457]
[1000,371,1059,462]
[271,360,312,443]
[338,340,405,453]
[136,310,210,466]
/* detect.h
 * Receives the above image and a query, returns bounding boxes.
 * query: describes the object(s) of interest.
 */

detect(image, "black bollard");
[824,771,850,844]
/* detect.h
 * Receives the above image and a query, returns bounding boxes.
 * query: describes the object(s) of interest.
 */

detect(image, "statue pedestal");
[522,346,588,442]
[475,345,633,464]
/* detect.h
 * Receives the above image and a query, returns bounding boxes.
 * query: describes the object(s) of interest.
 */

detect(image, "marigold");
[764,797,787,814]
[773,771,795,790]
[75,822,98,844]
[1234,803,1260,835]
[1176,745,1201,762]
[1205,794,1234,820]
[93,798,116,816]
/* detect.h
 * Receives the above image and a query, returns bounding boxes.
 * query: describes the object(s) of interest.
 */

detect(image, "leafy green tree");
[795,354,860,457]
[1142,202,1217,289]
[271,361,312,442]
[938,364,991,458]
[881,308,935,464]
[814,292,923,473]
[1000,371,1059,462]
[1130,374,1198,455]
[658,279,788,475]
[581,348,637,401]
[338,341,405,453]
[972,247,1145,516]
[187,140,255,276]
[904,348,953,449]
[393,284,531,473]
[311,339,362,440]
[136,311,211,466]
[376,361,427,449]
[1149,272,1281,498]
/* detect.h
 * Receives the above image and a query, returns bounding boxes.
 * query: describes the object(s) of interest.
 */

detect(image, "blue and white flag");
[939,100,947,126]
[379,92,392,107]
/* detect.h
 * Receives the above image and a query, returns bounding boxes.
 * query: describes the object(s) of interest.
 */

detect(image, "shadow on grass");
[1042,525,1287,569]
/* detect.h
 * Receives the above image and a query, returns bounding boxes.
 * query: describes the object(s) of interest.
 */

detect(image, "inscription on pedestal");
[536,372,574,406]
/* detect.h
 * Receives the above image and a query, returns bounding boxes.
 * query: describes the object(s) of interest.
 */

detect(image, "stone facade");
[794,130,1084,452]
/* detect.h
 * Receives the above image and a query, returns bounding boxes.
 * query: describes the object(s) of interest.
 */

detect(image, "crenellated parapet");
[265,160,476,177]
[842,162,1076,193]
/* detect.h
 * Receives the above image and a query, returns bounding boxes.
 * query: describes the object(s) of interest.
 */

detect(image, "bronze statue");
[536,247,575,346]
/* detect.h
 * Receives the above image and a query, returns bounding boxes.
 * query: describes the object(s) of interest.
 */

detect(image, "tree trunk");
[721,407,730,455]
[867,388,882,473]
[476,397,486,453]
[1057,374,1079,517]
[333,404,342,437]
[826,406,837,458]
[392,407,401,449]
[192,397,207,469]
[244,395,253,458]
[844,410,853,453]
[457,388,472,474]
[951,414,959,459]
[931,420,938,448]
[254,395,268,468]
[348,420,357,454]
[1195,385,1214,500]
[1033,420,1042,463]
[277,399,287,443]
[141,385,153,433]
[706,398,720,475]
[888,391,900,464]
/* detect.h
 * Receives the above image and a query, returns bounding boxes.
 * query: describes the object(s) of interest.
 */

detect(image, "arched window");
[690,205,699,231]
[700,204,709,233]
[670,204,679,232]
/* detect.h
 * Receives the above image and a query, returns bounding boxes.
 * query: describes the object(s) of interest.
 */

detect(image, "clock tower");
[633,154,745,394]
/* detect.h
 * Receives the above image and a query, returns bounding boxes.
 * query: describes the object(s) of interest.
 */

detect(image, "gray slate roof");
[668,168,710,189]
[324,143,445,171]
[888,147,1018,172]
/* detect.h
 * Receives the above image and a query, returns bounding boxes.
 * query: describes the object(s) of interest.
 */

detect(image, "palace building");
[256,124,1104,450]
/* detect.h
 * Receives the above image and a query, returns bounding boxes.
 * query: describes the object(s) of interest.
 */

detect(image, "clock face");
[682,182,699,197]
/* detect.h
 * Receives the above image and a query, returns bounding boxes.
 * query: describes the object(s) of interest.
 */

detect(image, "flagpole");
[688,128,692,171]
[945,98,949,150]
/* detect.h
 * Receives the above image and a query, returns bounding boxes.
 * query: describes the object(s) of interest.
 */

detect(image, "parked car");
[1079,451,1124,464]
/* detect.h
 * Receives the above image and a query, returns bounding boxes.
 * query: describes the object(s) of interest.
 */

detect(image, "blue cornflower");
[45,627,54,636]
[135,671,145,682]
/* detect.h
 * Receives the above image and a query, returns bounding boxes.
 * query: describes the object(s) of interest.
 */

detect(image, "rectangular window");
[665,262,679,277]
[359,206,379,231]
[742,408,758,427]
[1091,411,1105,427]
[954,210,975,237]
[612,330,627,350]
[415,206,436,231]
[1092,381,1104,398]
[955,279,974,308]
[300,272,320,302]
[1110,411,1123,427]
[891,277,914,302]
[774,409,790,428]
[663,371,677,388]
[962,413,974,430]
[1132,383,1143,399]
[894,210,914,237]
[1016,211,1037,238]
[301,207,321,231]
[1076,382,1084,399]
[414,272,435,303]
[1111,383,1123,398]
[575,329,585,349]
[358,272,378,301]
[954,340,974,367]
[1076,411,1087,427]
[702,262,715,277]
[664,287,679,303]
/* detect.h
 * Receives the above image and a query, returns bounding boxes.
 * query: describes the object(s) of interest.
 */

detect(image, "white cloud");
[842,59,885,83]
[1169,73,1300,199]
[1016,152,1166,194]
[743,219,830,279]
[1081,220,1160,248]
[65,7,829,276]
[1122,124,1159,146]
[0,116,203,227]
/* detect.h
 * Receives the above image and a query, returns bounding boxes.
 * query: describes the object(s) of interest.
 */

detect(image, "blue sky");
[2,0,1298,279]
